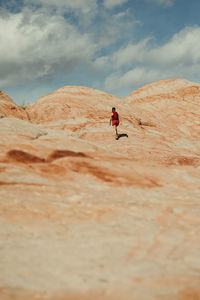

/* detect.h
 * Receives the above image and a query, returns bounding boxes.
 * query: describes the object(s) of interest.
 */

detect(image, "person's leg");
[115,125,118,136]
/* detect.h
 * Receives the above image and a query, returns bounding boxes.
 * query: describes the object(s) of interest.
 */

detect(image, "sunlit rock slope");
[1,79,200,300]
[26,86,122,124]
[0,90,28,120]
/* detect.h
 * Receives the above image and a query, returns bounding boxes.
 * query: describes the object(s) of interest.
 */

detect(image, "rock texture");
[1,80,200,300]
[0,90,28,120]
[26,86,123,124]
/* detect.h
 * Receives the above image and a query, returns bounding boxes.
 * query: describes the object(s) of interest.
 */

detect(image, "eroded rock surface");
[0,90,28,120]
[1,80,200,300]
[26,86,123,124]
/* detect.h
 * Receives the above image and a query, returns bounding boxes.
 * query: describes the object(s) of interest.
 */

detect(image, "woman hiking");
[110,107,119,140]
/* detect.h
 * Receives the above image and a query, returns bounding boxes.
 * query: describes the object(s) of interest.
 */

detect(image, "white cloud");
[105,68,167,90]
[112,26,200,67]
[0,9,96,87]
[114,9,130,18]
[93,56,111,71]
[23,0,98,27]
[150,26,200,65]
[112,38,151,68]
[92,9,139,49]
[150,0,175,7]
[103,0,129,9]
[24,0,98,14]
[0,1,140,90]
[104,26,200,91]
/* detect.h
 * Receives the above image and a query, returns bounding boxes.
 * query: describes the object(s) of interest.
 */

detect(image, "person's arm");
[109,116,112,126]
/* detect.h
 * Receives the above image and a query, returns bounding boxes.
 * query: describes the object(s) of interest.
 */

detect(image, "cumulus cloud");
[105,67,173,91]
[112,38,151,68]
[1,0,196,101]
[23,0,98,28]
[93,56,111,71]
[149,26,200,65]
[0,8,96,87]
[24,0,98,14]
[0,1,140,89]
[149,0,175,7]
[92,8,139,50]
[103,0,129,9]
[104,26,200,91]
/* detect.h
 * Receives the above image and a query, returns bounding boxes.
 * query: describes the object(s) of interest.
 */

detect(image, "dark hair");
[112,107,116,111]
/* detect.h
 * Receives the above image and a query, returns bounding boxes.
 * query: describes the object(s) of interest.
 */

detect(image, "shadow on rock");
[118,133,128,139]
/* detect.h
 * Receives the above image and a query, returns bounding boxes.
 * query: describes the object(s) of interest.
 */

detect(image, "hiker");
[110,107,119,139]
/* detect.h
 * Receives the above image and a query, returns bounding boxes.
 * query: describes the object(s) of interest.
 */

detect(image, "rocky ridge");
[0,90,28,120]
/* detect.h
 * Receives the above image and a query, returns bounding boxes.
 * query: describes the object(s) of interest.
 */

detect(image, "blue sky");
[0,0,200,104]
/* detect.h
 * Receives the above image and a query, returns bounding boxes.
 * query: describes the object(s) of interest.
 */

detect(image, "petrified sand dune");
[0,90,28,120]
[26,86,122,124]
[1,79,200,300]
[125,78,200,102]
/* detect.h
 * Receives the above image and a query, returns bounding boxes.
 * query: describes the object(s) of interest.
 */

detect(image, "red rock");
[26,86,122,124]
[1,80,200,300]
[0,90,28,120]
[125,79,200,102]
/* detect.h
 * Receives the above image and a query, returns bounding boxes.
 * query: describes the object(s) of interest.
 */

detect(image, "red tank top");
[112,112,119,120]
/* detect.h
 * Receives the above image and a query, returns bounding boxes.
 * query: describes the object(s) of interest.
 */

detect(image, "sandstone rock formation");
[26,86,123,124]
[1,80,200,300]
[0,90,28,120]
